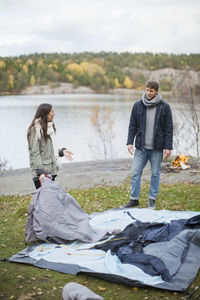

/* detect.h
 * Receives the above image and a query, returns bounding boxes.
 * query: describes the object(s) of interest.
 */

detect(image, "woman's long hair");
[27,103,56,143]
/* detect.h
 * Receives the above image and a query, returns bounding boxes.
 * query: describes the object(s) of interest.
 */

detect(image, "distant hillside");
[0,52,199,95]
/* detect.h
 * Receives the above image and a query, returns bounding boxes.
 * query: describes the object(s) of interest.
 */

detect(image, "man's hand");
[63,149,73,161]
[163,149,171,160]
[128,144,134,155]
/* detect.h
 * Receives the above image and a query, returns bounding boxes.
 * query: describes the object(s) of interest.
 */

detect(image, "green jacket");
[28,126,59,178]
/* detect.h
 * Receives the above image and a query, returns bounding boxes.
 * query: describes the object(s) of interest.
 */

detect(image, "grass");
[0,177,200,300]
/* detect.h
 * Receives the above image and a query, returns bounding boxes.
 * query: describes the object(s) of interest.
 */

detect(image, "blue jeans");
[130,149,163,201]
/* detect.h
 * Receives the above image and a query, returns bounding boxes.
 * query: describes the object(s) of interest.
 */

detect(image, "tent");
[9,179,200,291]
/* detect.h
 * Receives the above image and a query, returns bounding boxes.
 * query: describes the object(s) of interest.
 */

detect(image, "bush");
[159,79,172,91]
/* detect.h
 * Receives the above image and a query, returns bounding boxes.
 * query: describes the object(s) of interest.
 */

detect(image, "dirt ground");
[0,158,199,196]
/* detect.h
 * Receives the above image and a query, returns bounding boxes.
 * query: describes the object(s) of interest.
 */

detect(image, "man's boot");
[122,199,139,208]
[148,198,156,209]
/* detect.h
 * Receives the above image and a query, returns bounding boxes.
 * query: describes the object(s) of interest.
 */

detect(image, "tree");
[90,104,115,160]
[8,74,14,90]
[114,78,122,88]
[66,63,83,74]
[0,157,8,171]
[22,64,28,73]
[175,70,200,158]
[123,76,133,89]
[30,75,36,86]
[0,60,5,69]
[90,72,108,92]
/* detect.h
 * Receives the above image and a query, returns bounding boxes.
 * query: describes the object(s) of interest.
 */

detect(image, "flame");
[171,155,190,169]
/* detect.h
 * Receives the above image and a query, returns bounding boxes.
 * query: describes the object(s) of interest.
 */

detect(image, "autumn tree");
[114,78,122,88]
[90,104,115,160]
[7,74,14,90]
[30,75,36,86]
[123,76,133,89]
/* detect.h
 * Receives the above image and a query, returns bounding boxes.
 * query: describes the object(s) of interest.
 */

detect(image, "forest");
[0,52,199,94]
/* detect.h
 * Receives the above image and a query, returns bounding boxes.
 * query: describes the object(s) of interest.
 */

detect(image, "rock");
[20,83,94,95]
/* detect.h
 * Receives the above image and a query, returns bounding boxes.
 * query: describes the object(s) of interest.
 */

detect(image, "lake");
[0,93,198,170]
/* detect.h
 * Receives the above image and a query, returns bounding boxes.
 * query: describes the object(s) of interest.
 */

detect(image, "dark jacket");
[127,99,173,150]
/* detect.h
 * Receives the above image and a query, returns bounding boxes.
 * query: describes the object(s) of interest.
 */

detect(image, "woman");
[27,103,73,189]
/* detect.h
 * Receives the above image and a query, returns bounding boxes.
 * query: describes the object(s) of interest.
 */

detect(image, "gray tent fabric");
[143,229,196,276]
[62,282,104,300]
[26,178,118,243]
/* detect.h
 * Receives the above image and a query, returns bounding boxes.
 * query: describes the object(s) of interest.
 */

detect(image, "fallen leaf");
[98,286,106,291]
[17,295,34,300]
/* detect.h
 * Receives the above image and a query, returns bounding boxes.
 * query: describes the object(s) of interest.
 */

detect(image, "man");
[123,80,173,209]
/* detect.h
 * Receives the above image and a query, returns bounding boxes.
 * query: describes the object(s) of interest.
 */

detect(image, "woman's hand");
[39,174,45,183]
[63,149,73,161]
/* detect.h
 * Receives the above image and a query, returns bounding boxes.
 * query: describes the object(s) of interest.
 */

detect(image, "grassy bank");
[0,178,200,300]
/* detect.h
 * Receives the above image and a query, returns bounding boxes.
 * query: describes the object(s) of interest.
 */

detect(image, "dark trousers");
[33,175,57,189]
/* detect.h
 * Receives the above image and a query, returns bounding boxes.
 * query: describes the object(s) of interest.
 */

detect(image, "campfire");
[170,155,190,170]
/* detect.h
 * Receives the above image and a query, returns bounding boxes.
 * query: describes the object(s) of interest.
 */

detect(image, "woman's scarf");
[47,122,59,161]
[34,119,58,161]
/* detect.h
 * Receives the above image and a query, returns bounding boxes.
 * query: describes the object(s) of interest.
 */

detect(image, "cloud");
[0,0,200,56]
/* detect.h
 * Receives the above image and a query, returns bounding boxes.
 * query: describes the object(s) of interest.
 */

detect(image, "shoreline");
[0,159,132,196]
[0,83,173,97]
[0,158,199,196]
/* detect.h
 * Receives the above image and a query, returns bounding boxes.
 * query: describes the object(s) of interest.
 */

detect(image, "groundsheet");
[9,208,200,291]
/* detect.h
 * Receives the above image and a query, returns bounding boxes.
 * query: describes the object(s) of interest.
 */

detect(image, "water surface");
[0,93,198,169]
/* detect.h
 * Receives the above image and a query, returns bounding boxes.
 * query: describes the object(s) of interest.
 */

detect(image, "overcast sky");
[0,0,200,57]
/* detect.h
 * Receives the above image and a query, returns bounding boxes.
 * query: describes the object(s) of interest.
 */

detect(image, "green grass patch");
[0,179,200,300]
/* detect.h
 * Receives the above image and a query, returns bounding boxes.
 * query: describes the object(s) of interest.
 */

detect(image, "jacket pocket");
[42,158,53,165]
[154,134,165,149]
[42,158,54,174]
[135,132,142,148]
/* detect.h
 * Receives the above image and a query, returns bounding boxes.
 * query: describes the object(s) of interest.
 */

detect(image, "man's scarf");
[142,93,162,107]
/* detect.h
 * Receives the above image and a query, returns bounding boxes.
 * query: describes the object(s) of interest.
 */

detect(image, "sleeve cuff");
[59,148,66,157]
[36,168,46,176]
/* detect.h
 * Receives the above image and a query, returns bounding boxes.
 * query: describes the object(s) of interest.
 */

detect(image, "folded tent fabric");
[62,282,104,300]
[25,178,118,244]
